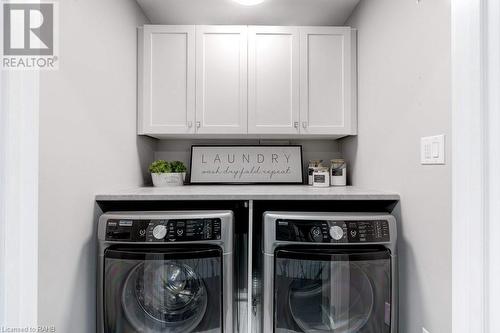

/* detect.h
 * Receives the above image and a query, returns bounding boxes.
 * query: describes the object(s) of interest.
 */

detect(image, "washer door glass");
[274,248,391,333]
[104,246,222,333]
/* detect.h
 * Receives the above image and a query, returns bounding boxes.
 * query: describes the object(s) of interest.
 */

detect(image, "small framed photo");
[189,145,304,184]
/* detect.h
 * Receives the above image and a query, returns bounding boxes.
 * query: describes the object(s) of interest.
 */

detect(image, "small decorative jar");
[308,160,323,185]
[312,166,331,187]
[330,159,347,186]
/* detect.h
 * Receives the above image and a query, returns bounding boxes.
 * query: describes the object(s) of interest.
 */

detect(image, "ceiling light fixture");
[232,0,266,6]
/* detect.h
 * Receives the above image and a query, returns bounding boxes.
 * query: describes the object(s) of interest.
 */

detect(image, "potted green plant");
[149,160,187,187]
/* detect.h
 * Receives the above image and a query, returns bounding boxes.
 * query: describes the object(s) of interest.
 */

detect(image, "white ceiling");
[136,0,360,26]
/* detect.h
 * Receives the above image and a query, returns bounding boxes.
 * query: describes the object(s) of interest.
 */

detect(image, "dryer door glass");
[103,246,222,333]
[274,248,391,333]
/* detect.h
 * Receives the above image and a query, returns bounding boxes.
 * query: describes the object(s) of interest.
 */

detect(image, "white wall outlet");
[423,328,431,333]
[421,134,445,165]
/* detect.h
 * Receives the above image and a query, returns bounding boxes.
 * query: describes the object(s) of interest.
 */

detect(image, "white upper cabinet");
[139,25,195,135]
[138,25,357,138]
[195,26,248,134]
[248,26,300,134]
[300,27,357,135]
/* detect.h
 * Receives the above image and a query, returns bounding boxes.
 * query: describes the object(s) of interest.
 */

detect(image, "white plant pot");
[151,172,185,187]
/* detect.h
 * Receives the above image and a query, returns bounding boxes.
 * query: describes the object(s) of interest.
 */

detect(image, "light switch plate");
[421,135,445,165]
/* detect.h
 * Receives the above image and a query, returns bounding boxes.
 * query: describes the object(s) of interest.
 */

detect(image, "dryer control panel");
[276,219,390,243]
[105,218,222,242]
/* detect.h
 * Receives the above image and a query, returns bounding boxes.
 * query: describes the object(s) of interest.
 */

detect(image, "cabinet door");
[139,25,195,135]
[300,27,357,135]
[248,26,300,134]
[195,26,248,134]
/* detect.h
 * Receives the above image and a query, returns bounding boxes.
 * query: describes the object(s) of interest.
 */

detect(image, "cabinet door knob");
[294,122,299,129]
[302,122,308,128]
[187,121,193,128]
[196,121,201,128]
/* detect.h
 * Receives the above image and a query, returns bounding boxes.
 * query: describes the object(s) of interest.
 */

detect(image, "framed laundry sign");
[190,145,304,184]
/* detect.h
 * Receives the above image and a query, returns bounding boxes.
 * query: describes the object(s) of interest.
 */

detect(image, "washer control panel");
[276,219,390,243]
[105,218,222,242]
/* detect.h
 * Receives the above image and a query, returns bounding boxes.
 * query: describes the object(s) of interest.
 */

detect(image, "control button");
[329,226,344,241]
[152,225,167,240]
[176,229,184,236]
[310,226,323,242]
[350,230,357,237]
[139,229,146,237]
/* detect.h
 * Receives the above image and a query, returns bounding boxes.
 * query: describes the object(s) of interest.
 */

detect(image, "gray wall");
[342,0,451,332]
[38,1,153,331]
[36,0,451,331]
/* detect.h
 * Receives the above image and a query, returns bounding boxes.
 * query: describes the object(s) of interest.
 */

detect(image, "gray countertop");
[95,185,400,201]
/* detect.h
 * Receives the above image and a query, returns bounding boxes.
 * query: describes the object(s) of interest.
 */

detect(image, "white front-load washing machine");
[262,212,398,333]
[97,211,233,333]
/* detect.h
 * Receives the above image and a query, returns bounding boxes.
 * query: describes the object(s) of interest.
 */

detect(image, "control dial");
[310,226,323,242]
[329,226,344,241]
[152,225,167,240]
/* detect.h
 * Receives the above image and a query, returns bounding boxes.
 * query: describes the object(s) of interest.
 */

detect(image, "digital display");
[105,218,222,242]
[276,219,390,243]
